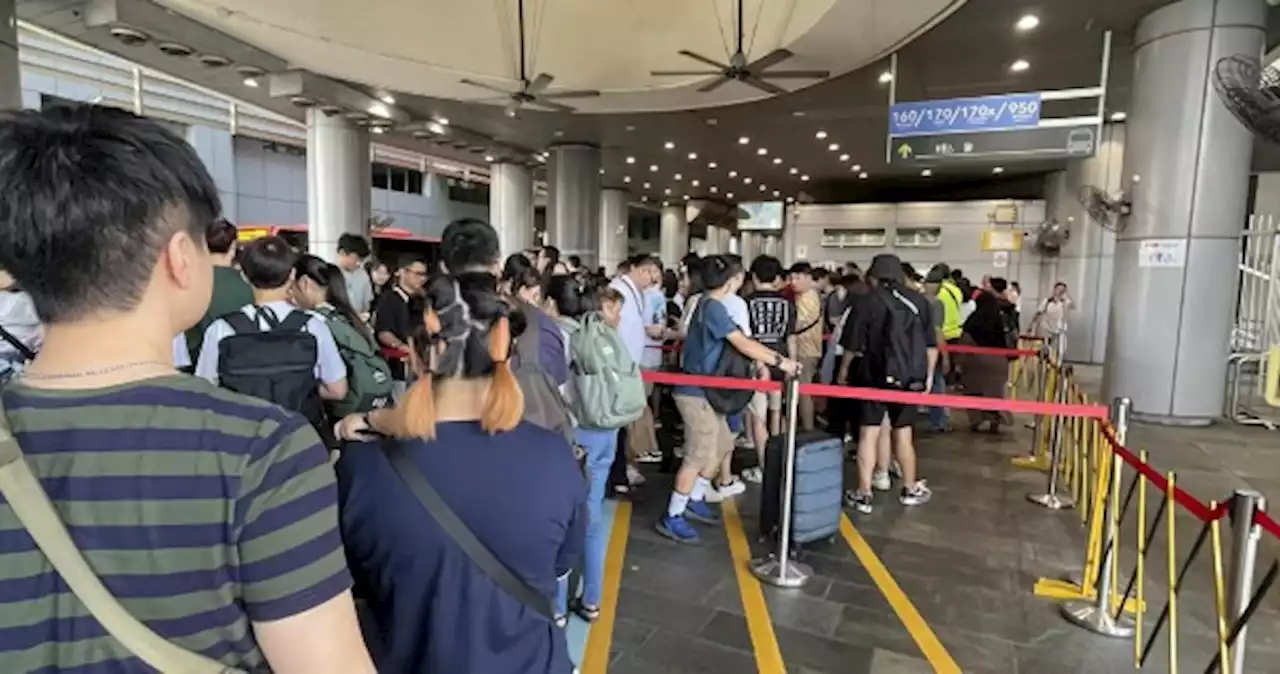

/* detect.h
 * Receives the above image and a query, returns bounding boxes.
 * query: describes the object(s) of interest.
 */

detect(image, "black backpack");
[691,301,755,415]
[217,308,331,441]
[877,286,929,391]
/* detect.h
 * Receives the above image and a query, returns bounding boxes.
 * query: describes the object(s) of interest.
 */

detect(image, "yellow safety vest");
[937,281,963,340]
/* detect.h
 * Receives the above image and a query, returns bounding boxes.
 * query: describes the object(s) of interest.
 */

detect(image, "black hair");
[546,275,593,318]
[702,254,738,291]
[540,245,561,266]
[662,268,680,299]
[812,267,830,281]
[680,253,701,270]
[441,218,499,273]
[685,257,707,297]
[989,277,1009,294]
[749,255,784,284]
[0,105,221,323]
[1054,281,1068,290]
[397,253,428,273]
[900,263,924,284]
[296,254,369,338]
[1012,281,1022,292]
[207,219,240,255]
[628,253,660,271]
[567,254,582,269]
[238,236,298,290]
[502,253,540,292]
[950,269,964,283]
[337,233,370,258]
[789,261,814,277]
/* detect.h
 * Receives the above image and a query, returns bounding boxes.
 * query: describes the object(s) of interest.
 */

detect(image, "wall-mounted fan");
[1032,218,1069,254]
[1078,185,1131,233]
[1213,54,1280,143]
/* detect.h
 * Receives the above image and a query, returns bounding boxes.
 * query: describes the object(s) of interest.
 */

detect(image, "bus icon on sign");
[1066,128,1096,155]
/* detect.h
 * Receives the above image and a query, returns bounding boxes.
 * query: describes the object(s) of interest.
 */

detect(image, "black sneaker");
[845,489,874,514]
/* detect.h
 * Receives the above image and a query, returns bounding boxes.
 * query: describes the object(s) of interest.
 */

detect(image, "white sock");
[690,476,711,502]
[667,491,690,518]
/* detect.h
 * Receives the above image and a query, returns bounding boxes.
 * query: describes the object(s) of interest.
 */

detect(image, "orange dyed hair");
[481,315,524,434]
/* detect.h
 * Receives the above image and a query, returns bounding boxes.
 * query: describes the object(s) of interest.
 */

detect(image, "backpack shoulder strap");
[889,288,921,317]
[382,441,557,622]
[0,325,35,362]
[222,312,258,336]
[278,311,312,333]
[0,403,243,674]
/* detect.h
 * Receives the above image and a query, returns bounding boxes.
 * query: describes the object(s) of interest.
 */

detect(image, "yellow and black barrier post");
[1028,364,1076,510]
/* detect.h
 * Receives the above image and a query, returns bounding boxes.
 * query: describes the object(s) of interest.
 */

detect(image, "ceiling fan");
[459,0,599,116]
[651,0,830,95]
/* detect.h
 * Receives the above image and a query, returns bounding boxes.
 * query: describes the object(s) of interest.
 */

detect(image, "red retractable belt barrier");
[1099,424,1230,523]
[941,343,1041,358]
[638,370,1107,418]
[1256,510,1280,539]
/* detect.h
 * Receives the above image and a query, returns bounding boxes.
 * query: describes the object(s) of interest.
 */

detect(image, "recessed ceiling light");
[786,196,795,203]
[878,71,893,84]
[789,167,798,175]
[643,182,651,189]
[838,154,849,161]
[688,152,698,160]
[624,176,632,183]
[773,190,780,197]
[664,141,675,150]
[727,192,735,199]
[599,168,605,175]
[858,172,868,179]
[1111,111,1127,122]
[368,103,391,118]
[921,169,933,177]
[683,194,690,200]
[1016,14,1040,31]
[243,77,259,88]
[757,148,768,156]
[371,127,385,135]
[852,164,862,172]
[691,179,700,187]
[650,164,659,172]
[729,170,738,178]
[708,161,718,169]
[664,188,672,195]
[427,121,446,134]
[484,154,495,162]
[738,136,750,144]
[706,118,718,126]
[759,185,766,191]
[710,186,718,193]
[626,156,636,164]
[625,124,636,131]
[663,200,670,206]
[815,130,828,139]
[793,111,806,117]
[992,166,1004,174]
[380,94,396,104]
[553,130,564,137]
[1010,59,1030,73]
[436,117,450,126]
[744,177,753,184]
[800,174,810,181]
[827,143,839,151]
[773,157,783,165]
[674,173,683,180]
[641,195,648,202]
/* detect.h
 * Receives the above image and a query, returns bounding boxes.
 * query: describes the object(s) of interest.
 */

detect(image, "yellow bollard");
[1167,472,1179,674]
[1210,499,1231,671]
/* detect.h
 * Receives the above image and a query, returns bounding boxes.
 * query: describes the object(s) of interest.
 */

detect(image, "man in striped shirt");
[0,105,374,673]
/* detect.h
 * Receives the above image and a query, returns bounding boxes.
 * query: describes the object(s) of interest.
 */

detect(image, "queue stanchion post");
[1060,397,1134,638]
[1225,490,1266,674]
[752,376,812,589]
[1013,342,1054,470]
[1028,364,1076,510]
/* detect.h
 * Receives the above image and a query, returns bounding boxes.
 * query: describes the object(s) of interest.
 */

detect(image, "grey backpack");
[513,302,574,443]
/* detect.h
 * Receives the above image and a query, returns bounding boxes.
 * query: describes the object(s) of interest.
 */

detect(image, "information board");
[889,126,1098,164]
[889,93,1042,138]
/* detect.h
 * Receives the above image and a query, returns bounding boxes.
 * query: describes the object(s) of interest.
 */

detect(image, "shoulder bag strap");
[222,312,259,336]
[383,442,556,622]
[279,311,311,333]
[0,403,242,674]
[0,324,35,362]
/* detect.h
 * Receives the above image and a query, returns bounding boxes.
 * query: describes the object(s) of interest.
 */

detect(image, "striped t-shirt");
[0,374,352,673]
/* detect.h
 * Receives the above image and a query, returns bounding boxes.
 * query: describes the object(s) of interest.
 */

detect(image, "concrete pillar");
[1102,0,1265,424]
[763,235,781,258]
[1045,124,1126,365]
[490,162,535,259]
[547,144,601,269]
[781,206,798,266]
[740,232,761,262]
[598,188,629,274]
[659,204,688,265]
[0,0,19,110]
[306,108,370,262]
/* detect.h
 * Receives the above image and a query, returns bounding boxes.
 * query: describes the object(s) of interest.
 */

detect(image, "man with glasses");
[373,255,428,385]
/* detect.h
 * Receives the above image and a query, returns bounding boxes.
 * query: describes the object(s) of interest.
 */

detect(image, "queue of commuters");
[0,104,1077,673]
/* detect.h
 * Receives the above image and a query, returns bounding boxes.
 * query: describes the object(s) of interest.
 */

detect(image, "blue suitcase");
[759,430,845,545]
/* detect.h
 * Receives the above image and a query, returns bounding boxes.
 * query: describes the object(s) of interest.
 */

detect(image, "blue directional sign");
[889,93,1042,137]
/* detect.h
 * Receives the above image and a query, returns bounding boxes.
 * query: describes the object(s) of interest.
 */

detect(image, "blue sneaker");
[655,514,701,544]
[684,500,720,525]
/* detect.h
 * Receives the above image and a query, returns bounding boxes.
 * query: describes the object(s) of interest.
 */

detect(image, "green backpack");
[562,312,647,430]
[314,306,394,418]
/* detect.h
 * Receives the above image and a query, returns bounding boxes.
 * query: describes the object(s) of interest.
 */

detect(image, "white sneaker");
[741,467,763,484]
[900,480,932,506]
[889,460,903,479]
[871,470,891,491]
[635,451,664,464]
[719,478,746,497]
[626,464,646,486]
[735,436,753,449]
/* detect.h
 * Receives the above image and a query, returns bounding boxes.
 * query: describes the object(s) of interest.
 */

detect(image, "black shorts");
[858,401,918,429]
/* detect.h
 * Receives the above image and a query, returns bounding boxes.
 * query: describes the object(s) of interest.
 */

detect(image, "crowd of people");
[0,104,1078,673]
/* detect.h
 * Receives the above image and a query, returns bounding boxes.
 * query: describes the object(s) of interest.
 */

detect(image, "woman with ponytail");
[332,219,585,674]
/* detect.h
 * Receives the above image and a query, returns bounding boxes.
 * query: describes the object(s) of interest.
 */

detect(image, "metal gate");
[1227,214,1280,427]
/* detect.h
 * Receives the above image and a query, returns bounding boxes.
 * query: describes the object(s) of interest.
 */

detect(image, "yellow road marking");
[839,515,961,673]
[722,498,787,674]
[581,500,632,674]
